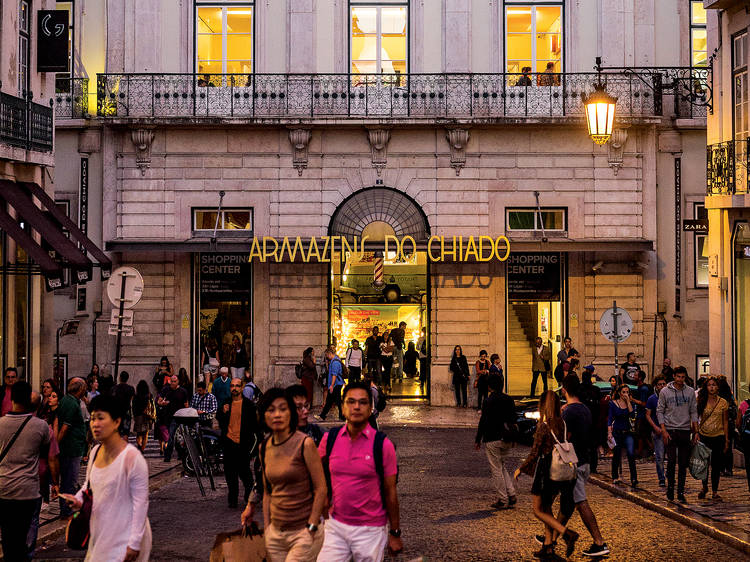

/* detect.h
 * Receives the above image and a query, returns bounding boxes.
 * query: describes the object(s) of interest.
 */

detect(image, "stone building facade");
[52,0,710,404]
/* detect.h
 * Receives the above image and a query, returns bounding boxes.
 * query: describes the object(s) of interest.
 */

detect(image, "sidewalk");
[313,401,482,428]
[591,454,750,555]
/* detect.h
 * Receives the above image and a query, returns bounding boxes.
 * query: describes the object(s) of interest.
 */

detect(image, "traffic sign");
[600,306,633,343]
[106,267,144,309]
[110,309,134,327]
[108,325,134,336]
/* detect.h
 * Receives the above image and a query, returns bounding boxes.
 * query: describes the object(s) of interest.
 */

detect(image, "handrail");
[707,139,749,195]
[0,92,53,152]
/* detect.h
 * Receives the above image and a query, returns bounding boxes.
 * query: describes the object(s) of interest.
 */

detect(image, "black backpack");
[294,362,303,379]
[375,387,387,413]
[322,426,397,505]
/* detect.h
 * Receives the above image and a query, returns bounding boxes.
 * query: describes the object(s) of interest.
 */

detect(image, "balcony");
[54,77,89,119]
[0,92,54,152]
[707,140,749,195]
[95,68,710,122]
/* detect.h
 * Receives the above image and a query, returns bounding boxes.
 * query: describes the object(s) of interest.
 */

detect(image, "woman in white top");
[62,394,151,562]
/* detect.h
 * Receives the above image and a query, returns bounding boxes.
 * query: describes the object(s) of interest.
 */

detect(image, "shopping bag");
[689,440,711,481]
[210,526,266,562]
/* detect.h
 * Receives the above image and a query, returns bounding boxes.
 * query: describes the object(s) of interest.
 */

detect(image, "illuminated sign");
[244,235,510,263]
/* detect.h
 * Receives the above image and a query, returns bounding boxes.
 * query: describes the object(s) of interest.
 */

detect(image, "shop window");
[350,3,407,76]
[734,222,750,403]
[690,1,707,67]
[18,0,29,96]
[505,2,562,76]
[193,208,253,235]
[694,204,708,288]
[506,208,566,233]
[196,2,253,77]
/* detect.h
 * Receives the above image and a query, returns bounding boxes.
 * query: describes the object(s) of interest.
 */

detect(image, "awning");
[106,238,253,253]
[20,181,112,278]
[506,238,654,253]
[0,180,112,287]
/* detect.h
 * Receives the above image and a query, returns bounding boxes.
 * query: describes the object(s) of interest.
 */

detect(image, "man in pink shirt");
[318,381,403,561]
[0,368,19,417]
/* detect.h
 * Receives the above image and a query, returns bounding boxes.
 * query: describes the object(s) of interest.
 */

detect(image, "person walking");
[645,376,668,486]
[403,342,419,381]
[696,376,729,500]
[212,366,232,407]
[531,337,551,398]
[738,388,750,492]
[218,377,261,508]
[243,388,327,561]
[85,375,100,404]
[657,367,698,502]
[178,368,193,401]
[288,384,324,445]
[132,380,156,453]
[489,354,504,392]
[661,358,675,383]
[112,371,136,437]
[152,356,174,394]
[717,375,738,477]
[346,340,364,382]
[61,394,151,562]
[319,348,345,421]
[608,385,638,487]
[450,345,470,408]
[317,381,403,561]
[191,381,219,429]
[475,375,517,510]
[0,367,18,417]
[416,328,428,391]
[0,381,57,561]
[620,353,641,386]
[157,375,189,463]
[379,331,395,392]
[541,375,609,557]
[514,390,578,560]
[241,367,263,404]
[230,335,250,379]
[391,322,407,381]
[301,347,318,406]
[57,377,88,518]
[365,327,384,383]
[474,350,491,411]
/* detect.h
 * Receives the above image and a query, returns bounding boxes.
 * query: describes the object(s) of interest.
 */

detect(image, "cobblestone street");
[35,426,748,561]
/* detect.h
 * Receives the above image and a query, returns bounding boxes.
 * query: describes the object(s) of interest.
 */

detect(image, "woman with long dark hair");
[177,367,193,400]
[515,391,578,559]
[153,356,173,393]
[242,388,327,561]
[608,385,638,487]
[474,349,491,411]
[132,381,155,453]
[450,345,470,408]
[697,376,729,499]
[300,347,317,406]
[230,335,249,379]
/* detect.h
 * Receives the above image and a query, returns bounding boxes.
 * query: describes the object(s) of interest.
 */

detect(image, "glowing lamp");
[583,83,617,145]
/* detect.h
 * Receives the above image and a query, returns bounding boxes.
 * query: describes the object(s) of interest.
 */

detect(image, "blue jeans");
[163,419,179,461]
[612,432,637,483]
[653,431,665,483]
[58,455,82,517]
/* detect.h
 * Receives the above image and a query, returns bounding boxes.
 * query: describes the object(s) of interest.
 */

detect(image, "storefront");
[734,222,750,404]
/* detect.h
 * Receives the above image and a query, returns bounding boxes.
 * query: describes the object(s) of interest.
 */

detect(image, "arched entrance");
[328,187,431,400]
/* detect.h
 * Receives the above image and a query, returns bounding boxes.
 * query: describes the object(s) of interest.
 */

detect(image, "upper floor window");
[350,2,407,75]
[196,2,253,76]
[690,1,707,67]
[505,2,562,76]
[734,32,748,141]
[506,208,566,234]
[693,203,708,288]
[193,208,253,236]
[18,0,29,96]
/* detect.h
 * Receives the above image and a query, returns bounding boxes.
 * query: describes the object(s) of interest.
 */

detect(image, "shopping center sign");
[245,235,511,263]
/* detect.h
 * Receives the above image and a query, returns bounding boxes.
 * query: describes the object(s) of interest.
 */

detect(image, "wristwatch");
[306,523,318,532]
[389,528,402,538]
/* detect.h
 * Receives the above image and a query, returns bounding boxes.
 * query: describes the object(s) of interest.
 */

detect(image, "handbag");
[65,445,102,550]
[548,421,578,482]
[689,440,711,481]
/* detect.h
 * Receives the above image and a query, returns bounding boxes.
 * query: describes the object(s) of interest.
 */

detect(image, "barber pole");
[373,251,385,289]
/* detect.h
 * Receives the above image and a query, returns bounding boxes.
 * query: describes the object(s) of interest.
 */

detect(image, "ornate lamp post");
[583,57,618,145]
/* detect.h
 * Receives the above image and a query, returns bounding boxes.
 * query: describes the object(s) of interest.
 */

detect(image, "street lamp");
[583,58,617,145]
[56,319,79,393]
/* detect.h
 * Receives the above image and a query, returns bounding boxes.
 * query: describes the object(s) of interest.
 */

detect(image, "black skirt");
[531,453,575,513]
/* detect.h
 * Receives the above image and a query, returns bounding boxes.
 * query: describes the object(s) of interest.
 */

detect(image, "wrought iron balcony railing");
[707,139,749,195]
[96,68,710,120]
[55,77,89,119]
[0,92,53,152]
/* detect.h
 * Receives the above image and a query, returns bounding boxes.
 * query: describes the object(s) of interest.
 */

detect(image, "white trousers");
[316,517,388,562]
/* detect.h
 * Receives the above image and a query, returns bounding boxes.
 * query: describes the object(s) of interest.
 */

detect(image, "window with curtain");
[196,2,253,77]
[18,0,29,96]
[734,31,748,191]
[350,3,407,75]
[505,2,562,75]
[690,1,707,67]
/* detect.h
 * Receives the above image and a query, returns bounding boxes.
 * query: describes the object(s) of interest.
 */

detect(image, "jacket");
[218,396,261,451]
[532,345,551,372]
[475,391,516,444]
[656,382,698,430]
[301,355,317,380]
[450,355,470,385]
